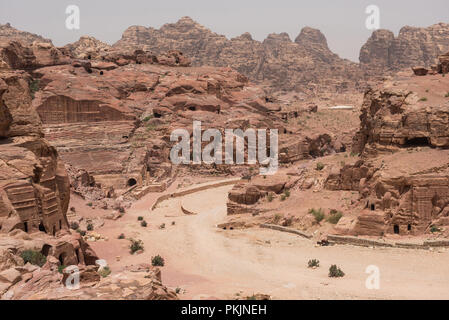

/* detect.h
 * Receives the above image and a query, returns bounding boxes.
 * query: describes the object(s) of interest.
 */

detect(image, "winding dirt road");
[91,183,449,300]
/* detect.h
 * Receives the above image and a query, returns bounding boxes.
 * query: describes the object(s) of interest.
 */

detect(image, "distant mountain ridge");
[1,18,448,94]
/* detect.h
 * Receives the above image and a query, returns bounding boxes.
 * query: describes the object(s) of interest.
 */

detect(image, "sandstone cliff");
[360,23,449,73]
[113,16,366,94]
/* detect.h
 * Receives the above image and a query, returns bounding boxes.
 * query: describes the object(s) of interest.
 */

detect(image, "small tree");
[327,211,343,224]
[329,265,345,278]
[151,255,165,267]
[308,259,320,268]
[309,208,325,223]
[21,250,46,267]
[316,162,325,171]
[129,239,144,254]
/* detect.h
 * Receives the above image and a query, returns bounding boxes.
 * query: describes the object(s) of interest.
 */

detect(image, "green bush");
[430,225,441,233]
[76,229,86,236]
[151,255,165,267]
[327,211,343,224]
[118,233,125,239]
[316,162,325,171]
[308,259,320,268]
[419,97,428,102]
[129,239,144,254]
[284,189,290,198]
[141,220,148,227]
[87,223,94,231]
[159,223,165,229]
[280,194,286,201]
[309,208,325,223]
[445,92,449,98]
[329,265,345,278]
[58,265,67,274]
[137,216,144,221]
[98,266,111,278]
[29,79,40,98]
[21,250,46,267]
[267,193,274,202]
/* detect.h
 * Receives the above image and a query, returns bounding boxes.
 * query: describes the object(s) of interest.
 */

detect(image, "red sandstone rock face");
[360,23,449,73]
[0,67,101,299]
[113,16,366,94]
[326,72,449,236]
[0,23,51,45]
[0,40,70,71]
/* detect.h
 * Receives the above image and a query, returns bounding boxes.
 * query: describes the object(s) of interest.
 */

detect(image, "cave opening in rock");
[23,221,28,233]
[188,106,196,111]
[58,252,67,265]
[39,222,46,233]
[41,244,51,257]
[370,203,375,211]
[127,178,137,187]
[405,137,429,147]
[394,225,400,234]
[408,224,412,231]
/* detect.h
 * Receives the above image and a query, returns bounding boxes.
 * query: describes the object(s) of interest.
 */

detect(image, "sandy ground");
[78,183,449,300]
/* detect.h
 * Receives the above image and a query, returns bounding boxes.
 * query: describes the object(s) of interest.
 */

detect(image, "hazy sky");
[1,0,448,62]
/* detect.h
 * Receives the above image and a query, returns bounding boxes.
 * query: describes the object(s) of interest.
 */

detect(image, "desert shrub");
[29,79,40,98]
[70,221,79,230]
[273,214,282,224]
[118,233,125,239]
[118,207,125,214]
[419,97,428,102]
[76,229,86,236]
[98,266,111,278]
[282,217,293,227]
[21,250,46,267]
[327,211,343,224]
[280,194,286,201]
[159,223,165,229]
[267,193,274,202]
[445,92,449,98]
[171,221,176,226]
[316,162,325,171]
[151,255,165,267]
[308,259,320,268]
[137,216,144,221]
[141,220,148,227]
[87,202,93,207]
[142,115,153,122]
[87,223,94,231]
[129,239,144,254]
[284,189,290,198]
[175,287,181,294]
[309,208,325,223]
[329,265,345,278]
[430,225,441,233]
[58,265,67,274]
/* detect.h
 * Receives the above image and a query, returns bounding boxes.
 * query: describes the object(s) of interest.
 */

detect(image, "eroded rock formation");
[113,16,366,94]
[360,23,449,73]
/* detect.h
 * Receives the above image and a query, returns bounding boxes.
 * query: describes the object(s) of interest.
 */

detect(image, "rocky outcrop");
[0,23,51,45]
[327,72,449,236]
[360,23,449,73]
[0,40,70,71]
[113,16,366,94]
[62,36,112,60]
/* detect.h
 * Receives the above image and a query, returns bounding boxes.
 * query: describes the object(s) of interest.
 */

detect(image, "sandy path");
[89,184,449,300]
